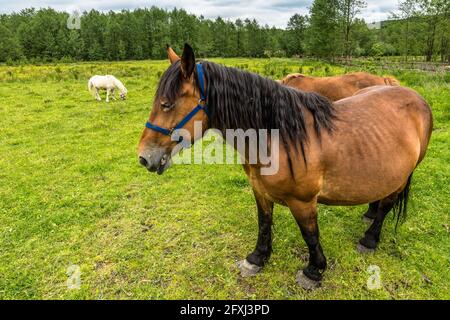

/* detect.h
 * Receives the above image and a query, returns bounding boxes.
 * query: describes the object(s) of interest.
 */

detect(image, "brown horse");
[280,72,400,102]
[138,44,433,289]
[281,71,401,220]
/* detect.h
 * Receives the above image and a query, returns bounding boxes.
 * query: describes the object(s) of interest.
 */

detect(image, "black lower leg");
[363,201,380,220]
[246,199,273,267]
[359,198,395,249]
[289,200,327,283]
[299,224,327,281]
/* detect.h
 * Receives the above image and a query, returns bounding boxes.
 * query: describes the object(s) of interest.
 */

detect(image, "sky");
[0,0,399,27]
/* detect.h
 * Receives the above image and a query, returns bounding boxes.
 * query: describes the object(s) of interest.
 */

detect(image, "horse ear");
[166,44,180,64]
[180,43,195,79]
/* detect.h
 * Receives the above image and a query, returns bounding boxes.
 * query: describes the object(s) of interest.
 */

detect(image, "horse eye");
[161,101,174,111]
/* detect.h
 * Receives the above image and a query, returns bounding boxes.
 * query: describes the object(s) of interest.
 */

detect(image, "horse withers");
[138,44,433,289]
[88,75,128,102]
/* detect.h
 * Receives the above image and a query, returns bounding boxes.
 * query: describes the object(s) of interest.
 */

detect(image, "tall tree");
[235,19,245,56]
[339,0,367,58]
[285,14,308,56]
[104,17,121,60]
[350,18,374,56]
[0,25,22,61]
[80,10,107,60]
[393,0,418,61]
[418,0,448,61]
[307,0,341,59]
[437,4,450,62]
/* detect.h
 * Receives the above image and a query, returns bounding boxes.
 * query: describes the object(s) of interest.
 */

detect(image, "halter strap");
[145,63,208,143]
[197,62,206,102]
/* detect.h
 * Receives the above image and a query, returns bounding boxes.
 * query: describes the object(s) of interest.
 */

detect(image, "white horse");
[88,75,127,102]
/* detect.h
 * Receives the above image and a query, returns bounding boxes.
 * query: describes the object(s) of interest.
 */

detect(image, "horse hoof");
[236,259,262,277]
[296,271,321,290]
[357,243,376,254]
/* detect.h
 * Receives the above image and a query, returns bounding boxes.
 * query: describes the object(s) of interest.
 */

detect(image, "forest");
[0,0,448,63]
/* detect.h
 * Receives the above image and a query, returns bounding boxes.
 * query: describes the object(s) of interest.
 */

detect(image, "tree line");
[0,0,448,63]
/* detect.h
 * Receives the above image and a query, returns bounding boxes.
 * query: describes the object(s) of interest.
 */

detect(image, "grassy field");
[0,58,449,299]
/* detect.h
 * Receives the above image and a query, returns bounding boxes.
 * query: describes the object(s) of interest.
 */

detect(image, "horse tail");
[392,174,413,230]
[384,77,400,86]
[280,73,304,85]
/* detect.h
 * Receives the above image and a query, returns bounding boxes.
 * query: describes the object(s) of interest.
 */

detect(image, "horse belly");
[318,95,423,205]
[318,162,414,205]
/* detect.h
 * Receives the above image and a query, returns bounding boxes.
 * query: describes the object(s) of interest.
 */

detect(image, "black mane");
[156,61,336,168]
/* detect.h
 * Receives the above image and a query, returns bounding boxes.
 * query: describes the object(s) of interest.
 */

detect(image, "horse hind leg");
[362,201,380,222]
[95,88,101,101]
[357,196,395,253]
[237,191,273,277]
[357,175,412,253]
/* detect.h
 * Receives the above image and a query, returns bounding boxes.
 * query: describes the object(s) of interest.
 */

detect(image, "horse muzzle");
[138,150,171,175]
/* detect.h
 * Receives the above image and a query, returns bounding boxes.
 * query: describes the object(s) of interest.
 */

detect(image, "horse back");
[334,86,431,155]
[282,72,398,102]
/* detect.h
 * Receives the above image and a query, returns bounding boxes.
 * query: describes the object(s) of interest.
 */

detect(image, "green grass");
[0,58,449,299]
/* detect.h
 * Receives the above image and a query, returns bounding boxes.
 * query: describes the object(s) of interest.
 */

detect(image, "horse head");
[137,44,209,174]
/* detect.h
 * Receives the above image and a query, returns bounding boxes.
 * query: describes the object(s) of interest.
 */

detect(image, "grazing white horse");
[88,75,127,102]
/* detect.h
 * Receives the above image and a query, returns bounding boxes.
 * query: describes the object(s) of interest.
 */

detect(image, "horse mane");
[112,76,127,93]
[156,61,336,168]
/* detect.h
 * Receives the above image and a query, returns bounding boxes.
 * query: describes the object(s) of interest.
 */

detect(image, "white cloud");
[0,0,399,27]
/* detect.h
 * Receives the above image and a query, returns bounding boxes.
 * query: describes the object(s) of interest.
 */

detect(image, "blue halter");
[145,63,209,143]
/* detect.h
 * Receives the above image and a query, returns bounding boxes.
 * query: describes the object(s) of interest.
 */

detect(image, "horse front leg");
[237,190,273,277]
[106,88,110,103]
[288,198,327,290]
[111,88,116,100]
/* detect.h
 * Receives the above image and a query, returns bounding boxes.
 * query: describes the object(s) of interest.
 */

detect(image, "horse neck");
[114,79,126,92]
[203,62,335,164]
[205,64,293,132]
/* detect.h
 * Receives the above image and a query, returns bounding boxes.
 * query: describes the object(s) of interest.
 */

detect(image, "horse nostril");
[139,156,148,167]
